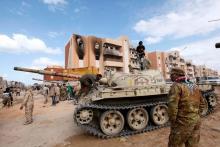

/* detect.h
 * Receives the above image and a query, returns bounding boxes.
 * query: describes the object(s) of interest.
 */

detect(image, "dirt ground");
[0,87,220,147]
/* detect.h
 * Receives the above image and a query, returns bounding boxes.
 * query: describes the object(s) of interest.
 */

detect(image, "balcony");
[103,48,122,57]
[104,61,124,67]
[130,54,137,59]
[180,58,185,63]
[130,60,140,69]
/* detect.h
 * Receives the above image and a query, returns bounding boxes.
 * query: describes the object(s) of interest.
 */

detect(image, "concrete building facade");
[65,34,130,76]
[44,66,64,81]
[148,51,169,79]
[148,50,219,80]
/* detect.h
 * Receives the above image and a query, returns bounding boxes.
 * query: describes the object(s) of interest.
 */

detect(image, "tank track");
[75,100,167,139]
[202,91,218,107]
[74,92,216,139]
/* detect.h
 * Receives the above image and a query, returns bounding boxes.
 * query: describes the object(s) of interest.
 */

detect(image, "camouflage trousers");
[44,95,48,104]
[60,93,67,101]
[168,121,201,147]
[25,105,34,123]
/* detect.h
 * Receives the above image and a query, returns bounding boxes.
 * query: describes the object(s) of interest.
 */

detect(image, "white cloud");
[42,0,67,5]
[42,0,67,12]
[0,34,61,54]
[170,36,220,71]
[134,0,220,43]
[145,36,162,44]
[32,57,63,68]
[48,31,64,38]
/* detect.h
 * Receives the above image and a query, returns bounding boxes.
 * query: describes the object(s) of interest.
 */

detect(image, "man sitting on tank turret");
[76,74,102,102]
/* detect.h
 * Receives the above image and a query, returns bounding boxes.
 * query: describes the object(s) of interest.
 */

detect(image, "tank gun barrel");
[32,78,63,84]
[14,67,81,80]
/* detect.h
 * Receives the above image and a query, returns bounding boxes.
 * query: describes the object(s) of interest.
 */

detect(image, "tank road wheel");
[207,93,217,108]
[150,104,169,126]
[100,110,124,136]
[127,108,149,131]
[75,109,93,124]
[201,98,209,116]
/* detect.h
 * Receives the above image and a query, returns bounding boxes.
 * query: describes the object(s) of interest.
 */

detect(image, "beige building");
[65,34,130,76]
[148,50,219,80]
[129,48,140,70]
[148,51,169,79]
[194,65,219,78]
[185,60,194,78]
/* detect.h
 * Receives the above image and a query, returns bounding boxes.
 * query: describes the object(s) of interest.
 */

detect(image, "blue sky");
[0,0,220,84]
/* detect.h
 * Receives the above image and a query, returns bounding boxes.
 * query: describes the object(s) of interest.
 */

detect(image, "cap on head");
[170,67,185,76]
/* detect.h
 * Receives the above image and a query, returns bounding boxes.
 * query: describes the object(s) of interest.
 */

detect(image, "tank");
[73,70,218,138]
[13,66,218,138]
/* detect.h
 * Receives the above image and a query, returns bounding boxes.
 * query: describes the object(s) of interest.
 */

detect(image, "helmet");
[139,41,143,45]
[169,67,185,76]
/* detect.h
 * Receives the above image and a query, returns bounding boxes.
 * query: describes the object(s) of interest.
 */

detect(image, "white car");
[200,77,220,85]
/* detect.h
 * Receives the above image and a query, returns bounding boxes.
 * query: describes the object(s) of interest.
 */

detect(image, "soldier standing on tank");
[20,86,34,125]
[136,41,145,70]
[168,67,206,147]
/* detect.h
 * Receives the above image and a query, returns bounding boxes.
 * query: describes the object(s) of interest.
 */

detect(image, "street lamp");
[215,43,220,48]
[208,18,220,48]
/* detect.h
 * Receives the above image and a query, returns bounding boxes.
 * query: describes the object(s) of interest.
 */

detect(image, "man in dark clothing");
[76,74,102,101]
[168,67,206,147]
[2,87,13,107]
[136,41,145,58]
[136,41,146,70]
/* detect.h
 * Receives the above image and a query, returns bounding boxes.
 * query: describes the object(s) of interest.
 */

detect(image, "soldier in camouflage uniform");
[20,87,34,125]
[60,84,67,101]
[168,67,206,147]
